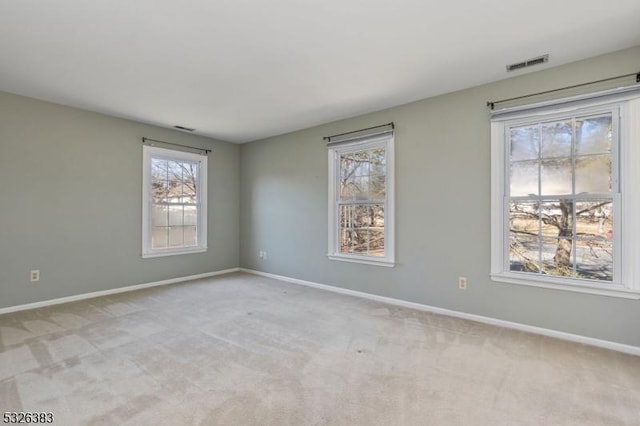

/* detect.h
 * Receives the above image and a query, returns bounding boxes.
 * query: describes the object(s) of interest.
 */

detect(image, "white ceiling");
[1,1,639,143]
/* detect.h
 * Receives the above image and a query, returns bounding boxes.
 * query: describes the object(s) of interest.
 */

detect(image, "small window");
[328,133,395,266]
[491,91,640,298]
[142,146,207,258]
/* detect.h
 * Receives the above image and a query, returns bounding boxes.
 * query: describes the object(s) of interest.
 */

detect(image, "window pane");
[541,158,572,195]
[510,126,539,161]
[510,160,538,196]
[152,227,168,249]
[184,226,197,247]
[540,200,573,237]
[339,204,384,255]
[576,201,613,239]
[340,154,355,181]
[181,162,198,203]
[541,120,572,158]
[510,201,540,236]
[339,228,361,254]
[340,180,356,200]
[354,176,370,200]
[340,150,385,201]
[357,154,371,176]
[151,158,168,176]
[168,226,184,247]
[575,155,611,193]
[541,237,573,277]
[168,205,184,226]
[166,161,184,203]
[339,204,350,228]
[370,175,386,199]
[182,190,197,204]
[151,159,169,203]
[184,206,197,226]
[575,239,613,281]
[168,161,183,178]
[369,229,385,257]
[371,204,384,229]
[576,115,612,155]
[341,152,367,179]
[340,153,360,200]
[339,205,371,229]
[350,229,370,254]
[371,149,386,174]
[152,205,168,227]
[509,234,539,273]
[339,205,368,251]
[341,178,370,201]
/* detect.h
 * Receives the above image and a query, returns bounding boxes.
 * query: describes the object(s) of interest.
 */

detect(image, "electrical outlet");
[458,276,467,290]
[30,270,40,282]
[262,251,267,260]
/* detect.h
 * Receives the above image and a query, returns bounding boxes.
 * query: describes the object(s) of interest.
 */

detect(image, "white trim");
[142,145,208,258]
[491,272,640,299]
[327,133,395,265]
[327,148,336,258]
[490,121,506,277]
[239,268,640,357]
[621,98,640,292]
[491,95,640,294]
[141,247,208,258]
[0,268,240,315]
[327,254,395,267]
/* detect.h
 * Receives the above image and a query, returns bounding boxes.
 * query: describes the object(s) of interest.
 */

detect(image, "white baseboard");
[240,268,640,357]
[0,267,240,315]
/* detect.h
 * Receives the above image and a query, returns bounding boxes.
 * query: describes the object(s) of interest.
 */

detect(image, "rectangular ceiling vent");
[174,125,195,132]
[506,54,549,72]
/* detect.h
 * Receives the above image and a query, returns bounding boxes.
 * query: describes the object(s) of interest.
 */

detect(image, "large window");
[142,146,207,258]
[491,91,640,298]
[328,132,394,266]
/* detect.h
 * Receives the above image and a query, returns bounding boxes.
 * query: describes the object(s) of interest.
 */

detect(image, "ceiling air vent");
[506,54,549,72]
[174,125,195,132]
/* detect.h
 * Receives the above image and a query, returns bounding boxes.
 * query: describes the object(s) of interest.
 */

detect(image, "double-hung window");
[328,131,395,266]
[142,145,207,257]
[491,88,640,298]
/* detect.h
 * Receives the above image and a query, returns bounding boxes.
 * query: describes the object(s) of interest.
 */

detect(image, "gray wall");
[0,91,240,308]
[2,46,638,346]
[240,45,640,347]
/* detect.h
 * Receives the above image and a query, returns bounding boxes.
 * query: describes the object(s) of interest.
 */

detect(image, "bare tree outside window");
[508,114,614,281]
[338,148,386,256]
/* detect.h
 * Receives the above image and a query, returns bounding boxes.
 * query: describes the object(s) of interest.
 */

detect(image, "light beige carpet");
[0,272,639,425]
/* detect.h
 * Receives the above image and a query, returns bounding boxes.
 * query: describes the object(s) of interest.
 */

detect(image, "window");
[491,90,640,298]
[328,132,394,266]
[142,146,207,257]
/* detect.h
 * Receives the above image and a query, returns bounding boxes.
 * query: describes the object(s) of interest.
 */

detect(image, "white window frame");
[491,89,640,299]
[327,133,395,267]
[142,145,208,258]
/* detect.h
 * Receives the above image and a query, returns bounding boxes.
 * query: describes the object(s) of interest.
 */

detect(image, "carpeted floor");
[1,272,639,425]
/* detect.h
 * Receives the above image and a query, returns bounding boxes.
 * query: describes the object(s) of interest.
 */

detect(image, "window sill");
[491,272,640,299]
[142,247,207,259]
[328,254,395,267]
